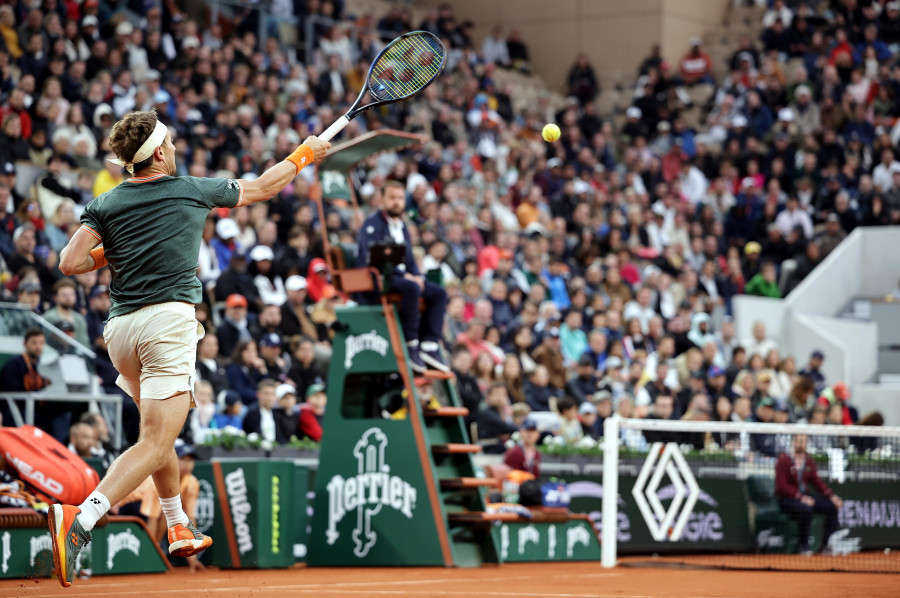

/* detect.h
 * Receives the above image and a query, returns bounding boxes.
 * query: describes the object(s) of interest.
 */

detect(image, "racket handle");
[319,115,351,142]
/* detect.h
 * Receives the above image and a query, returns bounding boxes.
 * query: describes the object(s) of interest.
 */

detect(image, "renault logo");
[632,442,700,542]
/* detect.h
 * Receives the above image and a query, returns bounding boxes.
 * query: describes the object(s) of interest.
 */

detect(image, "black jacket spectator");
[476,405,517,454]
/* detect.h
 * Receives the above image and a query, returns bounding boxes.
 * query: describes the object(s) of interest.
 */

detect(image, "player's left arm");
[59,227,104,276]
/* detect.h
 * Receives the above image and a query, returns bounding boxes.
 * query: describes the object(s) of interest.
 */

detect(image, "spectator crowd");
[0,0,892,466]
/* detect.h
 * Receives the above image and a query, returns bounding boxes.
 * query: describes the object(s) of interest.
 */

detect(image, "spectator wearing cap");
[818,381,858,425]
[566,353,599,405]
[84,284,110,344]
[211,218,243,272]
[789,85,819,138]
[706,364,732,400]
[217,293,252,357]
[258,332,287,382]
[44,278,89,347]
[531,326,566,390]
[280,275,318,338]
[305,257,334,304]
[16,279,43,312]
[213,390,244,429]
[578,401,600,440]
[243,379,284,443]
[503,416,541,477]
[248,244,285,307]
[274,384,299,443]
[480,248,528,295]
[298,383,327,442]
[477,382,517,454]
[596,356,627,404]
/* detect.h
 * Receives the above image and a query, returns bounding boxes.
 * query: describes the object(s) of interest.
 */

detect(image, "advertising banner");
[0,519,169,579]
[566,473,900,555]
[192,459,297,569]
[566,476,752,554]
[493,521,601,562]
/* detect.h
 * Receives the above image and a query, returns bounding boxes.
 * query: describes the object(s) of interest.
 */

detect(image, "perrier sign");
[308,305,447,566]
[325,427,417,558]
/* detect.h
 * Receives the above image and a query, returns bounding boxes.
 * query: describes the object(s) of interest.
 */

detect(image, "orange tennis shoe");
[168,520,213,558]
[48,504,91,588]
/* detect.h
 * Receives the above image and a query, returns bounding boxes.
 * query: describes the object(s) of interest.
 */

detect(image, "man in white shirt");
[775,196,814,239]
[623,286,656,334]
[743,320,778,359]
[242,379,283,444]
[872,148,900,192]
[481,26,510,67]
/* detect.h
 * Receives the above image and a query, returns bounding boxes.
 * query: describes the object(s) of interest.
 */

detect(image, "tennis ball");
[542,123,561,142]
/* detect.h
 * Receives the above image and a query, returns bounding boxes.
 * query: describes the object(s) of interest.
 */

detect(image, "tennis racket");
[318,30,447,142]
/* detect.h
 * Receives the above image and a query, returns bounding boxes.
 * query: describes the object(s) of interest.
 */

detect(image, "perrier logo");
[325,428,417,557]
[344,330,389,369]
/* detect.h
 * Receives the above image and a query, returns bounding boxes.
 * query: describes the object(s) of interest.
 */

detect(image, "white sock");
[159,494,189,528]
[76,491,110,532]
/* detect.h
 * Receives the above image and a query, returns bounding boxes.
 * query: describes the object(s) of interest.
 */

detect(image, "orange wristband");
[285,145,315,175]
[90,246,107,270]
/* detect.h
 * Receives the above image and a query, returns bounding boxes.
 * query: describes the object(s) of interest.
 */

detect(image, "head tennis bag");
[0,425,100,504]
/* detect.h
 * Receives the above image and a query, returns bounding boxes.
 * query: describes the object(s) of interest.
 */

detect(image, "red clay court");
[0,562,895,598]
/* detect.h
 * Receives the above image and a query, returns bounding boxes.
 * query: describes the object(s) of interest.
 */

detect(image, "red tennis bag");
[0,425,100,504]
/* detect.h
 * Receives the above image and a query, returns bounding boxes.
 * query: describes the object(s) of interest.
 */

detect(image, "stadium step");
[447,511,521,525]
[440,477,499,490]
[432,443,482,455]
[424,406,469,418]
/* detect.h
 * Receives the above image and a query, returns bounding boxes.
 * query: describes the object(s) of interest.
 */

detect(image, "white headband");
[108,119,168,175]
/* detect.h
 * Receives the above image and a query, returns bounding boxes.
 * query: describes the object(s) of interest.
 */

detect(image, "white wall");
[732,295,786,347]
[858,228,900,297]
[787,314,850,384]
[796,316,879,384]
[786,228,863,317]
[851,384,900,426]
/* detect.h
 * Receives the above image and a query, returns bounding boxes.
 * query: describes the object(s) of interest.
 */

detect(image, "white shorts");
[104,302,204,402]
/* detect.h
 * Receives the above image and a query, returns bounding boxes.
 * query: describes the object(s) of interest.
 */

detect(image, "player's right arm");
[238,136,331,206]
[59,227,103,276]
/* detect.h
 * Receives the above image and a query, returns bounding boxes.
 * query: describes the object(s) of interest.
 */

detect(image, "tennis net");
[597,417,900,573]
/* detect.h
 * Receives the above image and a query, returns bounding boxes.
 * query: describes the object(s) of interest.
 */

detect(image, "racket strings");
[369,33,445,101]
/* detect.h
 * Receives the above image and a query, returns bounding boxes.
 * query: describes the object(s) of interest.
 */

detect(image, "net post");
[601,415,620,568]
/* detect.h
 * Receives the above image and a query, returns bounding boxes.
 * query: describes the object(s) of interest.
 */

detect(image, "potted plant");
[195,426,270,460]
[268,436,320,461]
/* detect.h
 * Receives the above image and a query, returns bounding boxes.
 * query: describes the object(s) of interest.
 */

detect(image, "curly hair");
[108,109,159,173]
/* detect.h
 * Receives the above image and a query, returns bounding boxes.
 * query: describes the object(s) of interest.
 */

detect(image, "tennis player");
[49,109,329,587]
